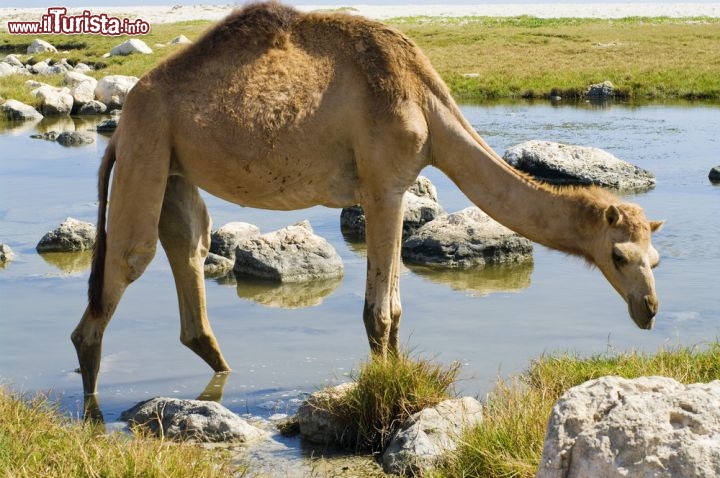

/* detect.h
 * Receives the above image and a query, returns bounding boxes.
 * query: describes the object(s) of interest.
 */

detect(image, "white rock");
[297,382,357,447]
[0,62,21,77]
[34,85,73,116]
[169,35,192,45]
[0,243,14,264]
[27,38,57,54]
[503,140,655,191]
[109,38,153,56]
[536,376,720,478]
[234,220,343,282]
[36,217,96,252]
[3,54,25,68]
[382,397,484,475]
[210,221,261,260]
[120,397,268,443]
[2,99,43,121]
[72,62,92,74]
[95,75,139,108]
[402,207,533,268]
[64,72,98,106]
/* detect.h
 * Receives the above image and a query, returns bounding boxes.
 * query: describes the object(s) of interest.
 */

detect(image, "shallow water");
[1,102,718,471]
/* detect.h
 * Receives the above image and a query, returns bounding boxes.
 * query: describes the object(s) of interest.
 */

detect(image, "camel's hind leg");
[158,175,230,373]
[361,192,405,356]
[72,140,168,396]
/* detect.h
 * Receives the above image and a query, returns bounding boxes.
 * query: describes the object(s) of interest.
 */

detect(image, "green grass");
[0,387,239,477]
[322,351,461,452]
[2,16,720,105]
[435,342,720,478]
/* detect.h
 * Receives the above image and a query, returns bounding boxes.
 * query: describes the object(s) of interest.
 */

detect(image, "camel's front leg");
[159,175,230,373]
[361,192,405,357]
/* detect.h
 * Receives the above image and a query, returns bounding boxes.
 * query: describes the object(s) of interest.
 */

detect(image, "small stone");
[382,397,483,475]
[36,217,96,252]
[297,382,357,447]
[709,165,720,183]
[586,80,614,100]
[0,243,14,264]
[77,100,107,115]
[96,116,119,131]
[203,252,234,278]
[169,35,192,45]
[56,131,94,147]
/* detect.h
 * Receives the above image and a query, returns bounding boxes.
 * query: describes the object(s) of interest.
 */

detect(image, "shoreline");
[2,2,720,27]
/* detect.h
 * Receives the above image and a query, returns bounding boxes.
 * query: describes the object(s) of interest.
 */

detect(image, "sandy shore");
[2,2,720,27]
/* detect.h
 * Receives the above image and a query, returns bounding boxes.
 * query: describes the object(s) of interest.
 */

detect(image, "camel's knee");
[363,301,394,354]
[124,249,156,283]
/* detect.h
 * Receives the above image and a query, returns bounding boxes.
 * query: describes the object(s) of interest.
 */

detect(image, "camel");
[72,2,663,400]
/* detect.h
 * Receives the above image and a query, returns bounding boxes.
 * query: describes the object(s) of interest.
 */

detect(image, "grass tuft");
[324,351,461,452]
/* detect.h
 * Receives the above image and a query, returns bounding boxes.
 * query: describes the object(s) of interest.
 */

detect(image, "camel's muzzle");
[629,294,658,330]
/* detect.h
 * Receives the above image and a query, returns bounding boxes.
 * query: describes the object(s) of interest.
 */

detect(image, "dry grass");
[0,387,239,478]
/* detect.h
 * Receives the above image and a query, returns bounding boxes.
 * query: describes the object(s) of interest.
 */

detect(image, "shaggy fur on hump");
[157,1,446,112]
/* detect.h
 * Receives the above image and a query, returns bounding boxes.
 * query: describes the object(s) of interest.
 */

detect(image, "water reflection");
[39,251,92,273]
[407,260,533,297]
[236,277,343,308]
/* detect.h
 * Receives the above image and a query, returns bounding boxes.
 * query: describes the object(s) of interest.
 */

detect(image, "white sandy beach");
[2,2,720,28]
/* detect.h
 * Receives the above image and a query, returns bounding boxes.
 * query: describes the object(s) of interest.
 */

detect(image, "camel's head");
[592,203,663,329]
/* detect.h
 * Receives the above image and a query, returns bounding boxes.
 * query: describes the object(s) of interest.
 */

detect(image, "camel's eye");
[612,247,628,269]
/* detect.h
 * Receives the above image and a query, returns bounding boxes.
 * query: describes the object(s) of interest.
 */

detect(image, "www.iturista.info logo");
[7,7,150,35]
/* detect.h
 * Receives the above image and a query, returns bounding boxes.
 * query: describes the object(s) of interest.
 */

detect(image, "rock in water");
[402,207,533,268]
[382,397,483,476]
[234,220,343,282]
[504,140,655,192]
[536,376,720,478]
[36,217,96,252]
[210,221,260,259]
[297,382,357,447]
[0,243,14,264]
[341,176,444,239]
[709,165,720,183]
[2,99,43,121]
[120,397,267,443]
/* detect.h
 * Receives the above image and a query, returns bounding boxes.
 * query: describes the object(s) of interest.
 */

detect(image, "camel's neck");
[429,100,607,259]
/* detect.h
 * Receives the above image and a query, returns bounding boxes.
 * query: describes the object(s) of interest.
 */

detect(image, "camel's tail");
[88,142,116,315]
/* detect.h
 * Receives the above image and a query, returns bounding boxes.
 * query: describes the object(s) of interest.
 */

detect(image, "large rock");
[297,382,357,447]
[234,220,343,282]
[2,99,42,121]
[402,207,533,268]
[34,85,73,116]
[120,397,267,443]
[536,376,720,478]
[109,39,153,56]
[64,71,98,106]
[0,243,14,264]
[341,176,444,239]
[36,217,96,252]
[209,221,260,260]
[27,38,57,54]
[95,75,139,109]
[503,140,655,192]
[382,397,484,475]
[709,166,720,183]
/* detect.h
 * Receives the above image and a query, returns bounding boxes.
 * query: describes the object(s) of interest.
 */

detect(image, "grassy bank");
[0,387,238,477]
[435,343,720,477]
[2,16,720,103]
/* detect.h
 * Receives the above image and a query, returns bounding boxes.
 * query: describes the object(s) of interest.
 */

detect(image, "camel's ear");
[605,205,623,227]
[650,220,665,233]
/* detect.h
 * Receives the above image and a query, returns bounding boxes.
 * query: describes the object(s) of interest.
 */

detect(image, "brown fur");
[73,2,662,400]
